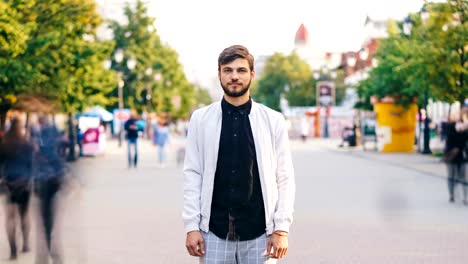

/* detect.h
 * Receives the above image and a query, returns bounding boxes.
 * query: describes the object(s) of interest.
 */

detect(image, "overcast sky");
[127,0,429,87]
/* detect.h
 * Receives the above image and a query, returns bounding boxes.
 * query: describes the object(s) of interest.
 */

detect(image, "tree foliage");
[0,0,36,124]
[0,0,116,130]
[252,52,315,111]
[357,0,467,109]
[109,0,197,118]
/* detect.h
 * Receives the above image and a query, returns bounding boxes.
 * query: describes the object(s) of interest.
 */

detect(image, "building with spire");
[293,23,341,73]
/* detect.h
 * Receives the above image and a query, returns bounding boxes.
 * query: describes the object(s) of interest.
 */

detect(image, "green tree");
[1,0,117,161]
[194,85,213,107]
[0,0,35,130]
[356,35,418,108]
[429,0,467,106]
[356,1,467,109]
[334,69,347,106]
[109,0,197,118]
[253,52,315,111]
[356,1,467,154]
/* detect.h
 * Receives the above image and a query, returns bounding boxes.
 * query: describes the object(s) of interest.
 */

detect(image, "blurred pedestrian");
[0,118,34,260]
[443,111,468,205]
[76,124,83,157]
[153,120,170,167]
[339,125,357,148]
[300,117,309,142]
[32,115,67,264]
[124,111,142,168]
[183,45,295,263]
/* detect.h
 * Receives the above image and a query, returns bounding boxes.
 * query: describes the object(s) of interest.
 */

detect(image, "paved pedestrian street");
[1,138,467,263]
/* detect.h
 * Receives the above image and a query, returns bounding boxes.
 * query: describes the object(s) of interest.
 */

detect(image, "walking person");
[153,120,170,167]
[124,111,141,168]
[300,117,309,142]
[443,111,468,205]
[183,45,295,263]
[0,118,34,260]
[32,115,67,264]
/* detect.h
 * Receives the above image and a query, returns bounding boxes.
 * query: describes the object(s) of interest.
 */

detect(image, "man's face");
[218,58,255,98]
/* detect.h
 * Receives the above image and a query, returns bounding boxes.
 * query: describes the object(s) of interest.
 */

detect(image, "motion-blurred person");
[153,120,170,167]
[124,111,142,168]
[32,115,67,264]
[183,45,295,263]
[0,118,34,260]
[443,110,468,205]
[299,117,309,142]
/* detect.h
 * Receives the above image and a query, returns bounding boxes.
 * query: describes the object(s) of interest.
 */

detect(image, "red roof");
[295,23,309,45]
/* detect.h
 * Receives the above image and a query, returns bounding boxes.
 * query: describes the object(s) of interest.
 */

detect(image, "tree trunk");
[0,110,7,133]
[460,97,465,121]
[448,104,451,121]
[67,112,77,162]
[24,112,31,140]
[418,108,422,152]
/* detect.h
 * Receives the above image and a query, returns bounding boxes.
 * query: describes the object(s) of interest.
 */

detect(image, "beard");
[220,79,251,98]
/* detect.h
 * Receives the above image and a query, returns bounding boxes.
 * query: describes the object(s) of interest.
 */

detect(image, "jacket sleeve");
[273,115,295,233]
[182,111,203,233]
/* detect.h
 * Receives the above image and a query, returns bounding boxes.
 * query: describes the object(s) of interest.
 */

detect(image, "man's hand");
[185,231,205,257]
[266,231,288,259]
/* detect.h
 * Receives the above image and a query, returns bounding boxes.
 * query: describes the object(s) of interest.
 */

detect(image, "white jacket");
[182,100,295,235]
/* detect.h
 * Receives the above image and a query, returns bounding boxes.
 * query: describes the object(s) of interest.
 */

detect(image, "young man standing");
[183,45,295,263]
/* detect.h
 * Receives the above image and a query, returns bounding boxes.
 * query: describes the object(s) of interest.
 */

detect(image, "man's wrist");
[187,230,200,235]
[273,230,288,237]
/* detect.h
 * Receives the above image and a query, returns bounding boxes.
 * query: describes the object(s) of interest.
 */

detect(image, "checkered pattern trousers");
[200,231,277,264]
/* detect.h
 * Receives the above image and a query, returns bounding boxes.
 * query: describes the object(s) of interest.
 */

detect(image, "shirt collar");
[221,97,252,115]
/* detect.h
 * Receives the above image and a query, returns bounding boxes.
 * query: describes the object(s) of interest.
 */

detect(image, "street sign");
[316,81,335,107]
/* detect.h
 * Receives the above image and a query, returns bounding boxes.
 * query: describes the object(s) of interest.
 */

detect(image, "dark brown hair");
[218,45,254,71]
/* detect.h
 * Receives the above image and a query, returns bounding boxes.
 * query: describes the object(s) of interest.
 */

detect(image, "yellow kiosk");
[374,102,417,152]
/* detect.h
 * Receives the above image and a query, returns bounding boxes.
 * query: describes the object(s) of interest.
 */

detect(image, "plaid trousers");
[200,231,277,264]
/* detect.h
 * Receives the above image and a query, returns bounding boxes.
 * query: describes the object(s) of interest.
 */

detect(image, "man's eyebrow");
[225,66,248,70]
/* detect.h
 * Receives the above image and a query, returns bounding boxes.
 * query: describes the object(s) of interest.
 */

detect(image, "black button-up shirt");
[209,98,266,241]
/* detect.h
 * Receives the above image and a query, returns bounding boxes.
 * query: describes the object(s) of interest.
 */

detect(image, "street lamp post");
[125,56,137,107]
[114,49,125,110]
[112,50,137,147]
[422,88,432,154]
[153,72,162,112]
[420,5,432,154]
[403,6,432,154]
[322,65,330,138]
[117,79,124,109]
[346,52,359,146]
[144,67,153,112]
[113,50,125,147]
[317,74,335,139]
